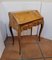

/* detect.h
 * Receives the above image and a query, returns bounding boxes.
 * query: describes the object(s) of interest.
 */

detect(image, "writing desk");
[8,10,44,54]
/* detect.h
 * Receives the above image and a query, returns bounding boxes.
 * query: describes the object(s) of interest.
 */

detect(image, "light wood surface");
[11,10,43,24]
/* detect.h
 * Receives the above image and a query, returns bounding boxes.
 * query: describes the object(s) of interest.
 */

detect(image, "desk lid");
[11,10,43,24]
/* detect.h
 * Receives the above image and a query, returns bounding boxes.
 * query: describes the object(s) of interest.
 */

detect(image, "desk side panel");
[8,12,18,31]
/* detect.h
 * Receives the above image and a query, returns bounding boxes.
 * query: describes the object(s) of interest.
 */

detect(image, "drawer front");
[21,19,43,31]
[21,24,29,30]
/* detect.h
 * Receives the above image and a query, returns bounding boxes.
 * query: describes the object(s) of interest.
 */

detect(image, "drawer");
[21,24,29,30]
[21,21,37,30]
[21,19,42,31]
[38,19,43,24]
[28,20,38,27]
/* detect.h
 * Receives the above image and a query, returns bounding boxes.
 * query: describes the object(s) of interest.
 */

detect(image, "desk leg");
[31,28,32,35]
[9,26,14,45]
[39,22,44,41]
[18,27,21,55]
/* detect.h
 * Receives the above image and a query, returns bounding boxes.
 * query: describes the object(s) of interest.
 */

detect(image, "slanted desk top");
[9,10,43,25]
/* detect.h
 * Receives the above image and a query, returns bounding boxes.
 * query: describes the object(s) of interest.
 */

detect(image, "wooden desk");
[8,10,44,54]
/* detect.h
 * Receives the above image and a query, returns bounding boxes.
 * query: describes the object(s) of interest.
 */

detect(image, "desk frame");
[9,10,44,54]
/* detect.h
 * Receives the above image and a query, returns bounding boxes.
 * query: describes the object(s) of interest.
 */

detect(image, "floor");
[1,35,52,60]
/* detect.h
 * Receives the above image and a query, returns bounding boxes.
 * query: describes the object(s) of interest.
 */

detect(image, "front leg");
[39,20,44,41]
[31,27,32,35]
[18,26,21,55]
[9,26,14,45]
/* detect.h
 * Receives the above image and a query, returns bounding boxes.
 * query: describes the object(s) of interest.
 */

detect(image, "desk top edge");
[8,10,43,25]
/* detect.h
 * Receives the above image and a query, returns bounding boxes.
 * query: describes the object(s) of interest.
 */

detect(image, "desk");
[8,10,44,54]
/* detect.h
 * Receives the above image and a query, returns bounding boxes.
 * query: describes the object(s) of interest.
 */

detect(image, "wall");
[0,3,7,41]
[41,1,52,40]
[0,0,52,2]
[0,0,41,2]
[1,1,41,36]
[0,3,5,58]
[0,31,5,58]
